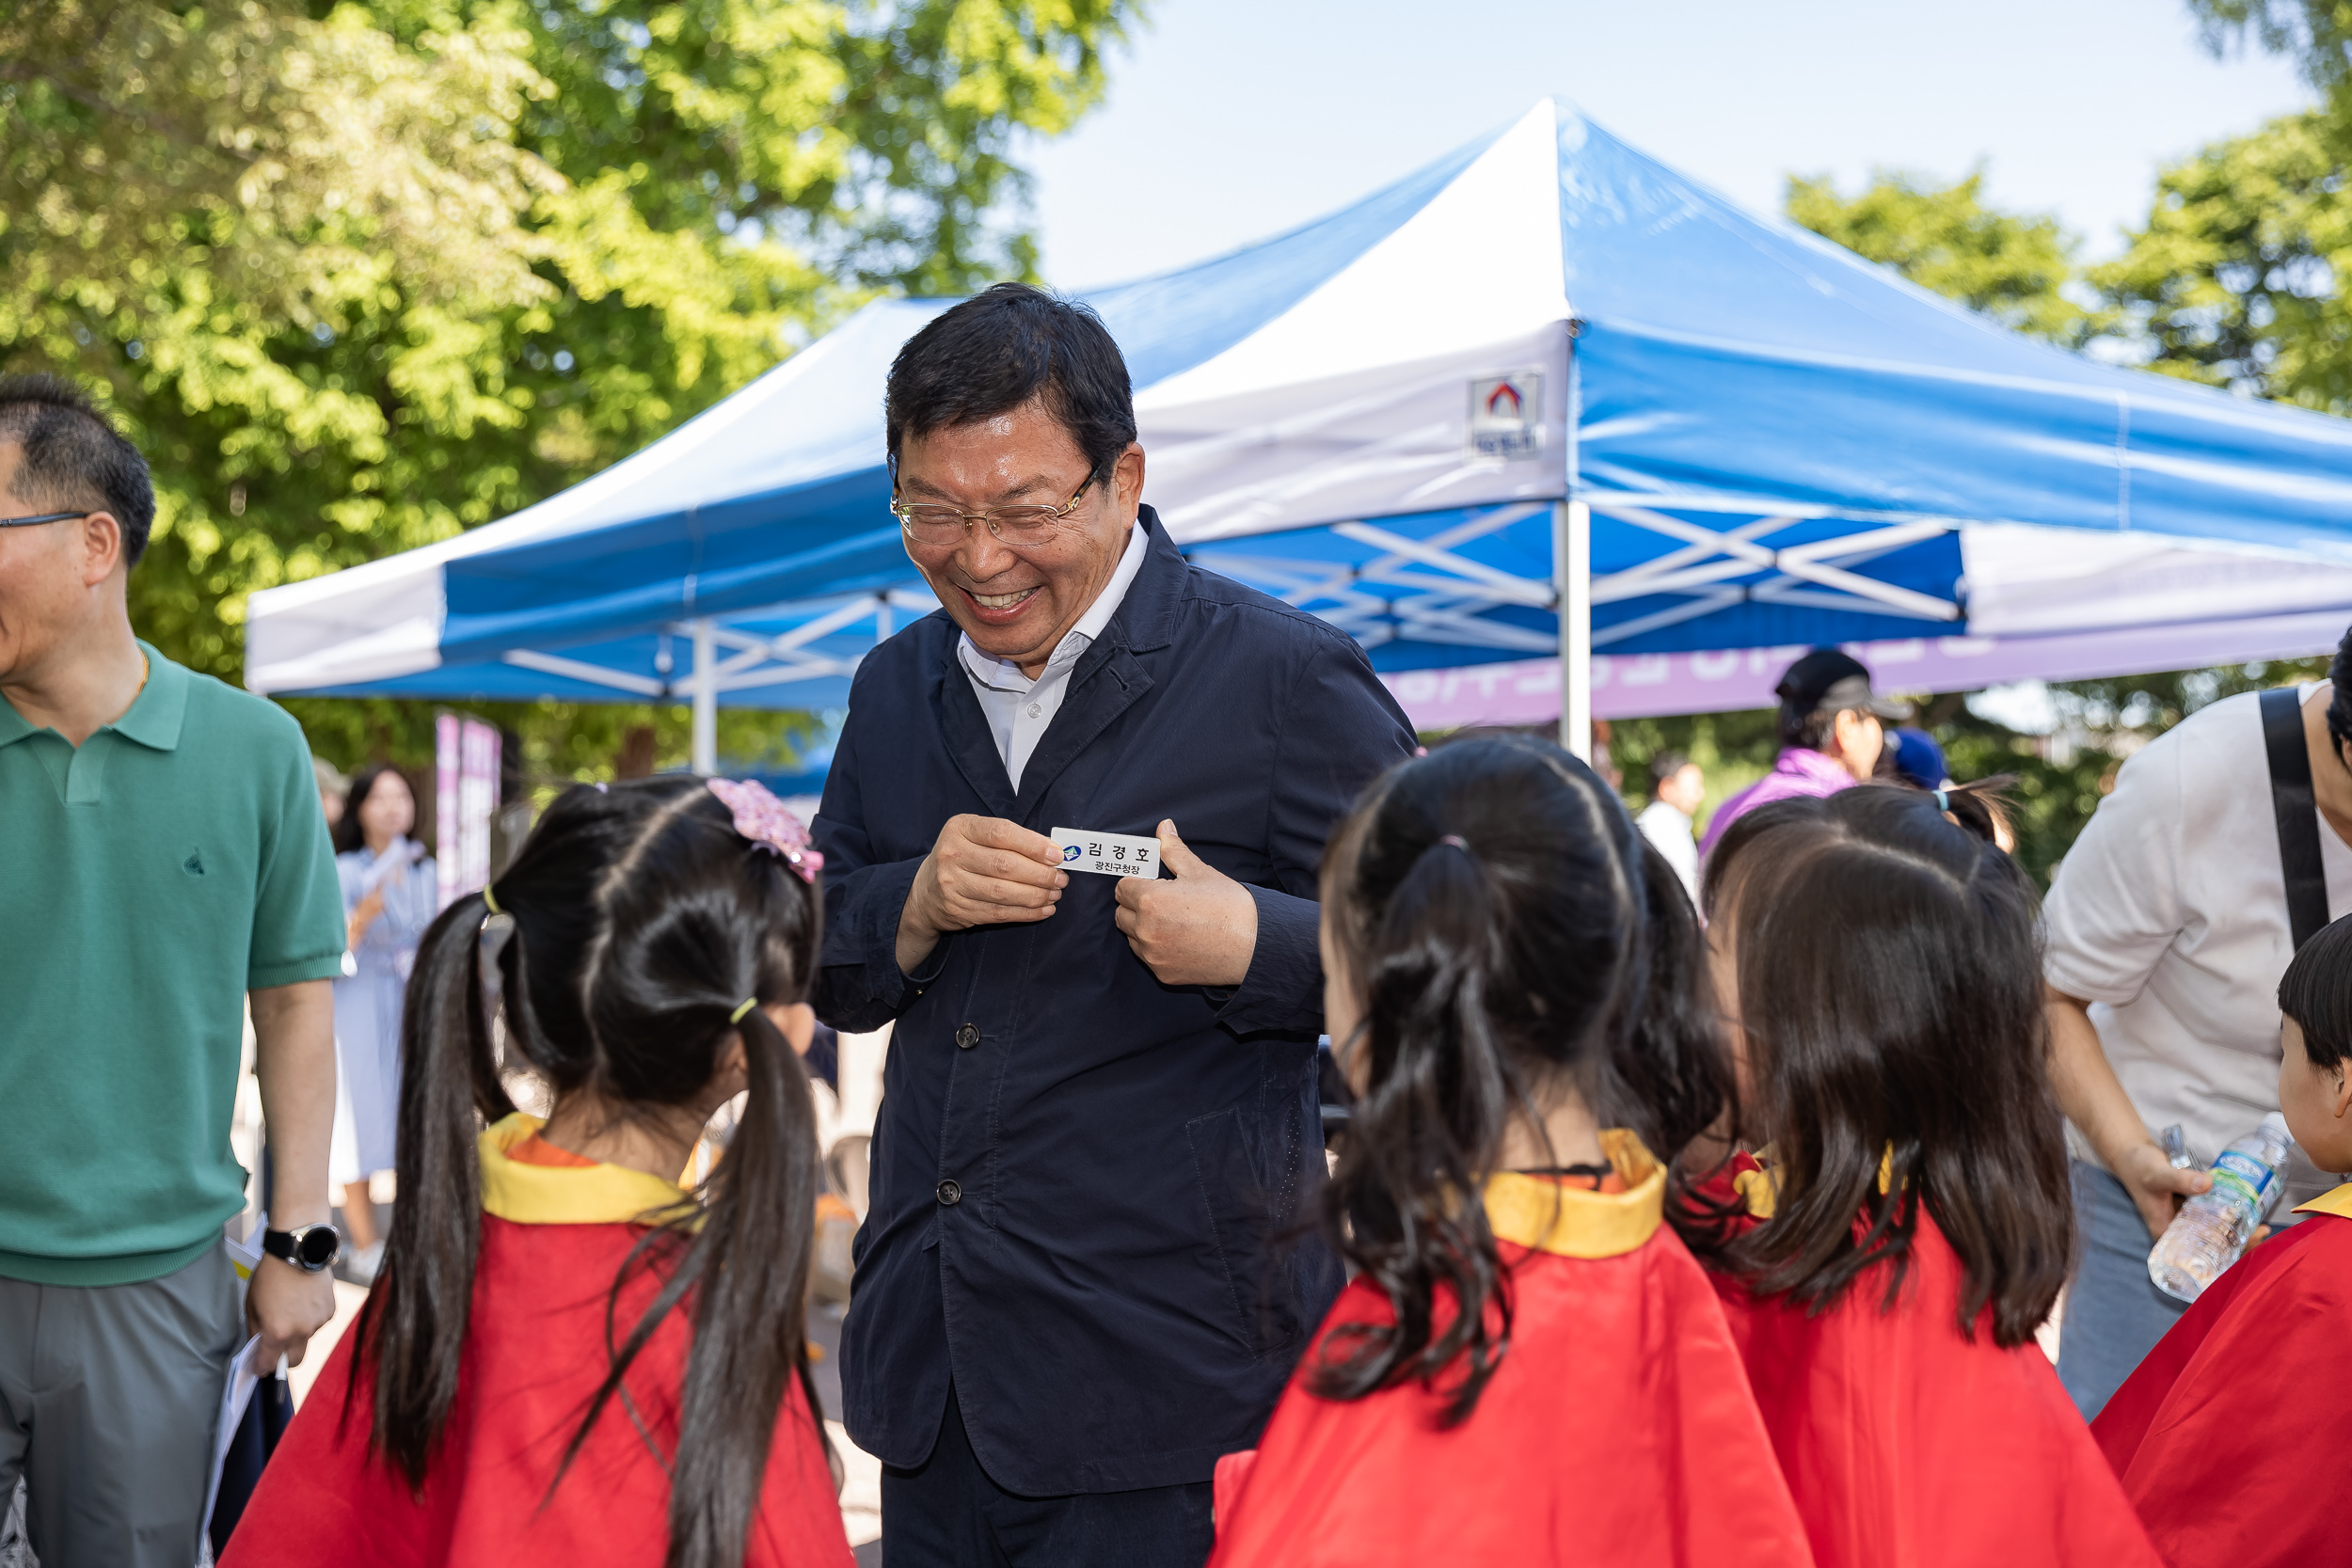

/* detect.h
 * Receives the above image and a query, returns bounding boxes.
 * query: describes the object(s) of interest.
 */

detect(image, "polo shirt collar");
[0,640,186,752]
[0,690,33,751]
[110,641,189,752]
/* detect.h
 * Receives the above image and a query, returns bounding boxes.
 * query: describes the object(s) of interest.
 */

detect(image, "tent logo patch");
[1468,372,1543,460]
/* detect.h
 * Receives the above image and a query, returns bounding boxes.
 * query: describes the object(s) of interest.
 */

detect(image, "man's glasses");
[891,480,1092,548]
[0,510,90,529]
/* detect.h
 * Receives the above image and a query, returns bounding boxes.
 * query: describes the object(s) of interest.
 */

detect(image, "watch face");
[294,1227,342,1270]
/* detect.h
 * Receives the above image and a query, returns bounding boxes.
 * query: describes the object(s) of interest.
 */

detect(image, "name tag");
[1052,827,1161,879]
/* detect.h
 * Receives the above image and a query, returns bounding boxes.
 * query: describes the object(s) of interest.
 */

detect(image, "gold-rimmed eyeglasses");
[891,480,1092,548]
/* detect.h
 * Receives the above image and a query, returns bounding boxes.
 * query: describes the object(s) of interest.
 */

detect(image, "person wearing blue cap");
[1886,727,1950,793]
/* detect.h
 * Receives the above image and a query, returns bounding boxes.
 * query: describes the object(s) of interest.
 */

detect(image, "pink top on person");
[1697,746,1857,858]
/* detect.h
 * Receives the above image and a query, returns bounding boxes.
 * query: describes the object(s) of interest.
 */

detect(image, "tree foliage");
[2090,112,2352,408]
[1775,143,2346,882]
[2187,0,2352,90]
[2,0,1134,778]
[1785,168,2106,347]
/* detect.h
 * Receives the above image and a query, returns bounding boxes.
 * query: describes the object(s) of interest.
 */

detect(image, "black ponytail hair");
[1311,735,1734,1423]
[1700,779,2071,1349]
[351,776,824,1568]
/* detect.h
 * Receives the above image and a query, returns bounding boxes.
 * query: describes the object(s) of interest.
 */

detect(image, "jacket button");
[955,1022,978,1050]
[936,1179,962,1207]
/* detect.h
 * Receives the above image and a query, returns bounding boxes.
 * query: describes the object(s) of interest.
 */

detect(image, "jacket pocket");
[1185,1102,1310,1356]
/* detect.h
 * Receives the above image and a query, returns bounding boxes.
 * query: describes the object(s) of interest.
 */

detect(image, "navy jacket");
[816,508,1417,1495]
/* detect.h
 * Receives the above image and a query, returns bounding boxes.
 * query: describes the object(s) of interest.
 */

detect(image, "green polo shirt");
[0,642,345,1285]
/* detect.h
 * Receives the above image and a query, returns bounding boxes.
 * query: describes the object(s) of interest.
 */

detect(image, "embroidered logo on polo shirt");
[183,848,205,877]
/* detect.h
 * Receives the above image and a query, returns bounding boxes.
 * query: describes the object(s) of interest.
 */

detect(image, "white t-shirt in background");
[1636,800,1700,903]
[2042,684,2352,1206]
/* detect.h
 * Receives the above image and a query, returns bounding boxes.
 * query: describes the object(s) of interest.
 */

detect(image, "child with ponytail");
[226,777,852,1568]
[1208,736,1813,1567]
[1696,784,2158,1568]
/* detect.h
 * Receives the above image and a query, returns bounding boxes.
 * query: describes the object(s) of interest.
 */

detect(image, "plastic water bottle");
[2147,1113,2296,1303]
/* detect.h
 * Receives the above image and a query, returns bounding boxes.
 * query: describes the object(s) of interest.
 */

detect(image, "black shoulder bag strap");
[2259,685,2330,951]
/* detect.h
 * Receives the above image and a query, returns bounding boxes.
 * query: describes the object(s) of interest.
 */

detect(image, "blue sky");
[1024,0,2313,290]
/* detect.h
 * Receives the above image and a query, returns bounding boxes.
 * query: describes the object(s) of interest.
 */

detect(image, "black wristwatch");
[262,1224,342,1274]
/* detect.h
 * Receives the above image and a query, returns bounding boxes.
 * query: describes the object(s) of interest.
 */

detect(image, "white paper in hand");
[1051,827,1161,879]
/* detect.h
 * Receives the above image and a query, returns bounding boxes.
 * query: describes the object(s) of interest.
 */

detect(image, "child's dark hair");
[1312,736,1734,1423]
[2280,911,2352,1071]
[353,777,823,1568]
[1701,780,2071,1349]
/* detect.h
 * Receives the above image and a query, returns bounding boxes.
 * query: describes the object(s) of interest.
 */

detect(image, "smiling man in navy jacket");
[816,284,1416,1564]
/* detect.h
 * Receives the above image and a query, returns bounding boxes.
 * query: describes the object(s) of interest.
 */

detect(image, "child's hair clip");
[707,778,824,884]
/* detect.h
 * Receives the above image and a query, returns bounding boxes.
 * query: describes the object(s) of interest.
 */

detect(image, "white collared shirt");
[955,520,1150,792]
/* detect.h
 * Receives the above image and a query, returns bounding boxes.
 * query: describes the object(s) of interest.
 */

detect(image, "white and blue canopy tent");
[247,99,2352,772]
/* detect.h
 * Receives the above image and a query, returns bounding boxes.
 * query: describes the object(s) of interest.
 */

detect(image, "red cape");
[2091,1206,2352,1568]
[221,1215,852,1568]
[1709,1182,2160,1568]
[1207,1227,1817,1568]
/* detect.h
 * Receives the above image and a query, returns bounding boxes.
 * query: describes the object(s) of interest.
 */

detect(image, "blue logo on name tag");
[1062,844,1081,863]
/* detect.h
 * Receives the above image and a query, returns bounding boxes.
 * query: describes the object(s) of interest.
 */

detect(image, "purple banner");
[1383,610,2352,729]
[435,713,501,909]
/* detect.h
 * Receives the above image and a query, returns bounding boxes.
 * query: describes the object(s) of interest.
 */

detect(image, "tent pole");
[691,617,717,776]
[1555,499,1592,760]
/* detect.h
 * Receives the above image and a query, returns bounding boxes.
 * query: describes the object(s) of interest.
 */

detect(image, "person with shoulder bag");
[2042,629,2352,1418]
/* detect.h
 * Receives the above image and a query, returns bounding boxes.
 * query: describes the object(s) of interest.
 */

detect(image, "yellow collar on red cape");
[1483,1130,1664,1259]
[1725,1144,1896,1221]
[2293,1181,2352,1221]
[477,1112,698,1227]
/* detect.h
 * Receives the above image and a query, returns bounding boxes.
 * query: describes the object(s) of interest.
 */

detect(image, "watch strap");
[262,1225,341,1273]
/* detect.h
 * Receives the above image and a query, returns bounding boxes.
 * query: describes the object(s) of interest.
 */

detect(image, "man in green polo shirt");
[0,374,345,1567]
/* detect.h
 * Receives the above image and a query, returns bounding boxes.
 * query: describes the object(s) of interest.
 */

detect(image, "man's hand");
[1114,821,1258,987]
[247,1253,336,1369]
[2044,984,2213,1241]
[2110,1138,2214,1242]
[898,815,1066,974]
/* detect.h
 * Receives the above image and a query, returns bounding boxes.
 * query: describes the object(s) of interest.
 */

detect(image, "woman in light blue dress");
[331,764,437,1278]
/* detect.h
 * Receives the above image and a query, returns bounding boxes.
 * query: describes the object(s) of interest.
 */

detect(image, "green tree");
[1614,165,2344,884]
[3,0,1135,783]
[2185,0,2352,91]
[2090,112,2352,410]
[1784,168,2105,346]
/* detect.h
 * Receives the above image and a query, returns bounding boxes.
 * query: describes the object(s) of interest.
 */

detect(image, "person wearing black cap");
[1697,647,1911,859]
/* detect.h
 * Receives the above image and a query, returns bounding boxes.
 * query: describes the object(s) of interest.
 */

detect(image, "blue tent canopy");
[249,99,2352,768]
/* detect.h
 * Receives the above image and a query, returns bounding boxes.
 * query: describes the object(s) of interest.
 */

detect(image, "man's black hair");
[2327,624,2352,769]
[0,373,156,568]
[1649,751,1692,793]
[2280,911,2352,1072]
[884,283,1136,487]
